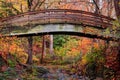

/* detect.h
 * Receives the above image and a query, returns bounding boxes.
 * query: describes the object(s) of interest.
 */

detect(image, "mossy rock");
[35,66,49,74]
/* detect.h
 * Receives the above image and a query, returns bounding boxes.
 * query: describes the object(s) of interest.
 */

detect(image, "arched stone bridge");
[0,9,119,41]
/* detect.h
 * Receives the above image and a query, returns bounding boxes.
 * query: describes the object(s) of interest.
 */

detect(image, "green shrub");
[85,47,105,79]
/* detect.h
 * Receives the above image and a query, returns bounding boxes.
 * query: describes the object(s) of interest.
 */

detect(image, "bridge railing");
[0,9,114,29]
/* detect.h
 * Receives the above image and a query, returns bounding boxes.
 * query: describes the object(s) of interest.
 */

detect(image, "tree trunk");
[93,0,99,14]
[118,40,120,69]
[114,0,120,19]
[40,35,45,64]
[26,0,33,65]
[27,0,33,11]
[26,36,33,65]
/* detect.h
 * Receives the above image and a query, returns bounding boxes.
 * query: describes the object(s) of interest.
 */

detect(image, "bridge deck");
[0,9,113,28]
[0,9,119,41]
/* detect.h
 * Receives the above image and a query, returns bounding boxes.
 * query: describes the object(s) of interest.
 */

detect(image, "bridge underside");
[1,24,119,41]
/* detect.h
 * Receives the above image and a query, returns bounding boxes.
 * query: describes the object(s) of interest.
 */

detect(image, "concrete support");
[49,35,54,54]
